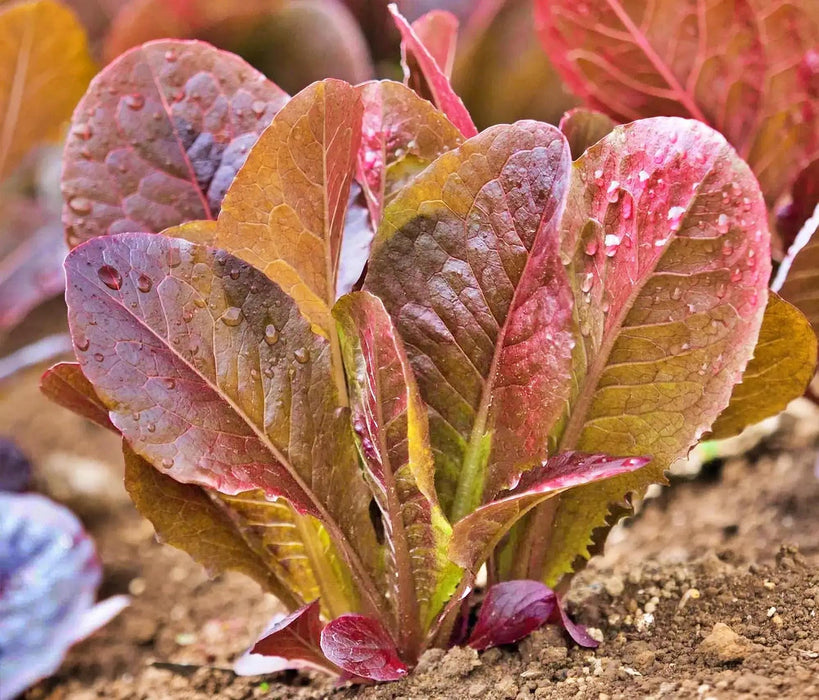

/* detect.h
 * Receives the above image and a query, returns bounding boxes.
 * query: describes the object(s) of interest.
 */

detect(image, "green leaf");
[334,291,460,656]
[709,292,817,440]
[363,122,575,521]
[122,442,300,608]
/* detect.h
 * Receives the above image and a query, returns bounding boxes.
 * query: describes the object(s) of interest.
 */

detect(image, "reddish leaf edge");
[468,580,599,651]
[247,602,407,683]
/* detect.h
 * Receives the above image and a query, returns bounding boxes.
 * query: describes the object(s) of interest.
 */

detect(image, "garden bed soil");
[2,308,818,700]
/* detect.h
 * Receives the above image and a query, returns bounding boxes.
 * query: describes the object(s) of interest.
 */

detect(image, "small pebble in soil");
[697,622,754,664]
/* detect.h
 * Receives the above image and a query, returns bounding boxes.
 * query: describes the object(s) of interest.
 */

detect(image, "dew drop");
[638,170,650,182]
[98,265,122,290]
[294,347,310,364]
[580,320,592,337]
[264,324,280,345]
[263,367,274,378]
[76,337,90,352]
[68,196,93,215]
[137,274,153,293]
[584,238,598,256]
[182,309,194,323]
[721,239,733,256]
[671,287,682,300]
[229,268,240,280]
[124,93,145,110]
[730,267,743,282]
[580,273,593,293]
[164,49,177,62]
[622,196,633,219]
[221,307,243,326]
[93,352,104,362]
[593,168,604,183]
[716,281,727,299]
[194,297,206,308]
[667,206,686,231]
[73,122,93,140]
[167,246,182,268]
[132,412,140,421]
[161,457,174,468]
[147,422,156,433]
[163,378,176,390]
[717,213,730,234]
[250,369,259,380]
[606,181,620,203]
[252,100,267,117]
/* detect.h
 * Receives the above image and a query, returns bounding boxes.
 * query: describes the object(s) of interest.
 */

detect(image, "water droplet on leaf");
[98,265,122,290]
[294,347,310,364]
[221,307,242,326]
[264,324,280,345]
[124,93,145,110]
[137,274,152,293]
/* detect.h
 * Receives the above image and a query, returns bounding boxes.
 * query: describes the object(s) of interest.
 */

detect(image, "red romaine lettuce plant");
[534,0,819,397]
[42,6,813,682]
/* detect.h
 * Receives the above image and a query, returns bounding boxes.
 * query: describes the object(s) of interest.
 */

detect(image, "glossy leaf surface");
[0,492,128,698]
[511,118,772,585]
[535,0,819,215]
[334,291,459,651]
[0,0,95,180]
[365,121,574,520]
[320,614,408,681]
[357,80,463,228]
[214,79,361,339]
[449,453,648,575]
[709,293,817,439]
[250,600,340,675]
[389,4,477,139]
[39,361,114,431]
[62,39,288,247]
[558,108,616,161]
[467,580,556,650]
[64,232,383,617]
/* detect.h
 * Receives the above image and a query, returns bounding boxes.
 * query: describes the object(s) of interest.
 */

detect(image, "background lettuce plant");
[42,5,816,682]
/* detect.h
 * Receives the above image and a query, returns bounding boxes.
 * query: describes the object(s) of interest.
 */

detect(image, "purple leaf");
[0,493,128,698]
[554,602,598,648]
[320,614,408,681]
[248,601,340,676]
[468,580,557,650]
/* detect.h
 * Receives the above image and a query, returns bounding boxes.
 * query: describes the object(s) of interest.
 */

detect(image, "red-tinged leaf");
[389,4,478,138]
[40,362,115,432]
[0,0,96,181]
[410,10,458,79]
[334,292,460,656]
[558,108,616,161]
[250,600,341,676]
[708,293,817,440]
[211,79,361,344]
[501,118,772,585]
[467,580,556,650]
[320,614,408,681]
[61,39,289,248]
[776,160,819,250]
[774,216,819,338]
[449,453,649,575]
[534,0,819,210]
[0,197,66,333]
[364,121,574,521]
[64,232,386,620]
[357,80,463,228]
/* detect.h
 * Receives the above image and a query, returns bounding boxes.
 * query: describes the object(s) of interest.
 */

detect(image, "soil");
[2,305,818,700]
